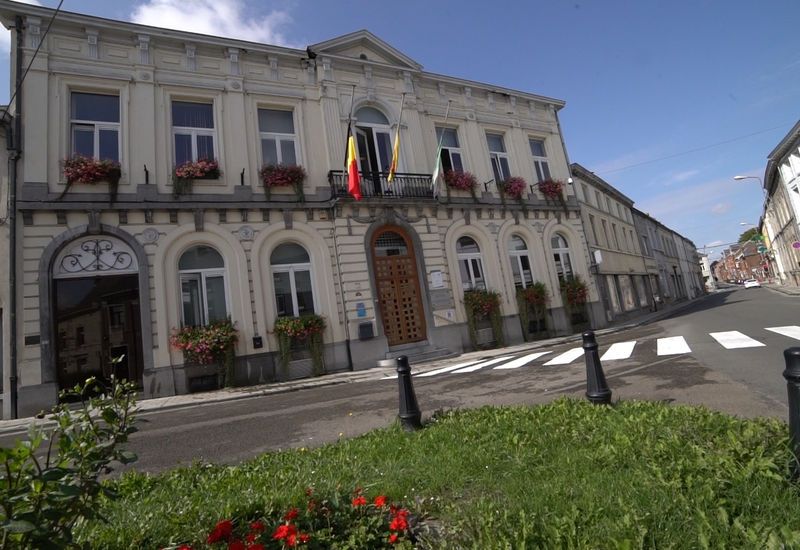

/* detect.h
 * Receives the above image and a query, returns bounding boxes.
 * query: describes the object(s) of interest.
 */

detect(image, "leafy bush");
[0,374,138,548]
[463,290,504,349]
[274,315,326,377]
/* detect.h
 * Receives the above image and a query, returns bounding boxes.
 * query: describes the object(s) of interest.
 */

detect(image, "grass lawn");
[77,398,800,549]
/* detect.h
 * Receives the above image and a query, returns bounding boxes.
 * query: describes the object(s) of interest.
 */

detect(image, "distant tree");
[738,227,759,243]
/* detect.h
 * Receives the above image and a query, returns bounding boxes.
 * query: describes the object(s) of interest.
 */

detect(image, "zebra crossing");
[382,325,800,380]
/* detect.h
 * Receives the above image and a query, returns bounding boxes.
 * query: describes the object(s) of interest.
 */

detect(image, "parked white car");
[743,279,761,289]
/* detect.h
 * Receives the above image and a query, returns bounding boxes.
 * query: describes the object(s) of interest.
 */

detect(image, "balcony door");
[355,107,392,195]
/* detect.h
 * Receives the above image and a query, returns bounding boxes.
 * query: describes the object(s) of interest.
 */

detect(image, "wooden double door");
[372,227,427,346]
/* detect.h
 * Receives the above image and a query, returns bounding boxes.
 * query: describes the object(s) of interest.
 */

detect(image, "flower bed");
[260,164,307,201]
[498,176,527,202]
[192,488,413,549]
[170,318,238,387]
[463,289,504,349]
[274,314,326,377]
[443,170,478,201]
[172,158,220,197]
[60,155,122,202]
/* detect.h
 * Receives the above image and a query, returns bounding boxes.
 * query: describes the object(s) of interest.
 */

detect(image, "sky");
[1,0,799,259]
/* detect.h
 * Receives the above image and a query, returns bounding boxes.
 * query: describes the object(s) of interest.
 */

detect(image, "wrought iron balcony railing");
[328,171,434,200]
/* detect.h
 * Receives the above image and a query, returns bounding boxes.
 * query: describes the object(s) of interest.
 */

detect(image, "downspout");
[8,15,23,418]
[330,201,354,371]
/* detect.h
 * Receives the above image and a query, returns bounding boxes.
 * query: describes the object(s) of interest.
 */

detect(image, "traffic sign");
[757,245,767,253]
[793,241,800,249]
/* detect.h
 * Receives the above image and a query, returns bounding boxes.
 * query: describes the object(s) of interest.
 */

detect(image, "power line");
[1,0,65,122]
[597,122,793,176]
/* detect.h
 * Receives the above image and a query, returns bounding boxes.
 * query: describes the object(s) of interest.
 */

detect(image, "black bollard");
[782,347,800,469]
[582,330,612,405]
[383,355,422,431]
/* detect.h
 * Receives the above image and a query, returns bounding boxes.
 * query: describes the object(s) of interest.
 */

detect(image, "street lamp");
[733,175,767,198]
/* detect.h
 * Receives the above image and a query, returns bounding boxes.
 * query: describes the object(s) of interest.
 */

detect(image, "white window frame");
[587,214,598,245]
[355,108,393,173]
[178,265,229,327]
[436,127,465,172]
[171,100,217,165]
[457,237,487,291]
[508,235,534,289]
[552,234,574,282]
[270,246,317,318]
[70,91,120,161]
[259,108,299,166]
[486,132,511,182]
[528,138,551,183]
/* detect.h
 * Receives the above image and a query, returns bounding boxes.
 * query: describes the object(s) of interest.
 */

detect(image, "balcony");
[328,171,434,200]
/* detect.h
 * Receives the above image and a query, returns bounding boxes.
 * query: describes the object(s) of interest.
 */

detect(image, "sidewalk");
[763,283,800,296]
[0,292,714,435]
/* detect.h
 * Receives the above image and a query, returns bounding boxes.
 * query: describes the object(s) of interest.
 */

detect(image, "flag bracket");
[483,179,494,192]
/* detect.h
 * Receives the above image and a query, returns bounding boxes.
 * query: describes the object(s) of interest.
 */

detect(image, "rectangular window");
[436,127,464,173]
[588,214,598,245]
[528,138,551,182]
[606,275,621,313]
[70,92,120,161]
[580,183,589,204]
[641,235,650,256]
[601,219,610,248]
[486,133,511,183]
[259,108,297,166]
[172,100,216,165]
[611,223,620,249]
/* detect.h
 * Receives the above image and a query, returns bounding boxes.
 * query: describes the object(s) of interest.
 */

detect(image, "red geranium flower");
[273,523,297,541]
[208,519,234,543]
[287,533,297,547]
[248,545,265,550]
[374,495,387,507]
[227,540,245,550]
[283,507,299,521]
[352,495,367,507]
[249,520,265,532]
[299,533,310,544]
[389,533,399,544]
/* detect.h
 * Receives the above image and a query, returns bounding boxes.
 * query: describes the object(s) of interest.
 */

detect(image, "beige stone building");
[0,2,602,417]
[571,164,652,323]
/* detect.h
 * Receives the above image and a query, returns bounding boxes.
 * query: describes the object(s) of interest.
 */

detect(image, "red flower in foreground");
[389,533,399,544]
[283,507,299,521]
[374,495,387,507]
[227,540,245,550]
[273,523,298,541]
[389,509,410,532]
[178,546,193,550]
[352,495,367,507]
[208,519,234,543]
[287,533,297,547]
[299,533,310,544]
[247,545,265,550]
[249,520,266,532]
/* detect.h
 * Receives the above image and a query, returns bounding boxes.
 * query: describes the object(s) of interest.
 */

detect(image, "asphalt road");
[2,286,797,473]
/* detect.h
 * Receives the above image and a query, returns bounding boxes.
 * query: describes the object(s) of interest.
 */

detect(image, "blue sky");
[3,0,799,258]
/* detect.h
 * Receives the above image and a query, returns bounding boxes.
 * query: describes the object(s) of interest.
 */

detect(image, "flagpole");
[343,84,357,172]
[388,92,405,183]
[432,100,452,198]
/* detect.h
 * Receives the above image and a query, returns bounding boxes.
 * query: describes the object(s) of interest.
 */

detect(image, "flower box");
[444,170,478,201]
[260,163,307,201]
[464,289,504,350]
[170,318,238,387]
[274,314,326,378]
[517,282,550,341]
[172,158,220,197]
[60,156,122,202]
[498,176,527,202]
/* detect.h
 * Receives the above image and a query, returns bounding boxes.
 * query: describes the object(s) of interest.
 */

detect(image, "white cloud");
[130,0,300,48]
[710,202,731,215]
[0,0,41,53]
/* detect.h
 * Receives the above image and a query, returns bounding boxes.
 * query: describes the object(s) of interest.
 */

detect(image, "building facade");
[571,164,652,322]
[0,3,603,416]
[762,121,800,286]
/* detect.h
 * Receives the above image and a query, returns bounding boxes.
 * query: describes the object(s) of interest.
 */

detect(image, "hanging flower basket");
[463,289,504,350]
[170,318,238,387]
[444,170,478,201]
[274,314,326,377]
[60,156,122,202]
[516,282,549,341]
[538,178,564,200]
[172,158,220,197]
[498,176,527,205]
[260,164,307,202]
[560,276,589,307]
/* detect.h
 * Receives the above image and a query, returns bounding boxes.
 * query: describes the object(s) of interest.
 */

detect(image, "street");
[2,286,797,473]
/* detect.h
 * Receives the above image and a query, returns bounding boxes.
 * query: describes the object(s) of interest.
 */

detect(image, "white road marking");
[415,359,484,378]
[452,356,514,373]
[765,326,800,341]
[600,341,636,361]
[656,336,691,356]
[709,331,765,349]
[543,347,584,366]
[492,351,552,370]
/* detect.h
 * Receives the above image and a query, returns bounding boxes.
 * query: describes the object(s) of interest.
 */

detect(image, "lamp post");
[734,175,767,199]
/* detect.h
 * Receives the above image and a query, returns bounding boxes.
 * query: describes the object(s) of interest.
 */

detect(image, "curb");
[0,295,712,436]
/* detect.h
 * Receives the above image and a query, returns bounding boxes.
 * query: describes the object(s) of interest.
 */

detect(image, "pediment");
[310,30,422,71]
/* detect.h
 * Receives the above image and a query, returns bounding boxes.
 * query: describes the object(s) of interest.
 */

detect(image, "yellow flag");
[388,129,400,183]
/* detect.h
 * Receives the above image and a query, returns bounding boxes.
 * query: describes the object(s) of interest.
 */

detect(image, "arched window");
[179,245,228,326]
[551,234,574,283]
[508,234,533,289]
[355,106,392,173]
[271,243,315,318]
[456,236,486,290]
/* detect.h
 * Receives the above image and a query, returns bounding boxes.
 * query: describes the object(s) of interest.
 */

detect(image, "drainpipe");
[330,203,354,371]
[8,16,23,418]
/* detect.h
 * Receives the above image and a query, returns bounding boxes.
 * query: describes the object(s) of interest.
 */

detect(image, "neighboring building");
[699,253,716,291]
[571,164,651,322]
[0,3,602,416]
[714,241,765,283]
[762,120,800,286]
[674,235,703,298]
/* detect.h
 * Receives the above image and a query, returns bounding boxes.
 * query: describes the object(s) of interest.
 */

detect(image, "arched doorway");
[371,226,427,346]
[52,235,144,391]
